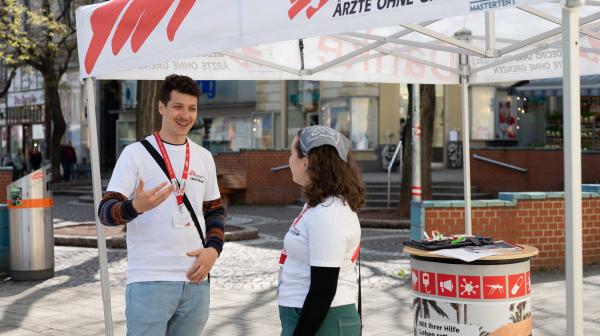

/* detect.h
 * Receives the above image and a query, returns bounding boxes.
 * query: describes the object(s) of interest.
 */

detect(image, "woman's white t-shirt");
[106,136,220,284]
[278,197,361,308]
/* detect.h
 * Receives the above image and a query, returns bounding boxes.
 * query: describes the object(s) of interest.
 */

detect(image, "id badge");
[172,210,193,229]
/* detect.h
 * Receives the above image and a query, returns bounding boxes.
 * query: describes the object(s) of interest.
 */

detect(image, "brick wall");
[0,168,12,204]
[214,150,301,205]
[244,151,300,204]
[471,149,600,196]
[213,152,247,204]
[419,190,600,269]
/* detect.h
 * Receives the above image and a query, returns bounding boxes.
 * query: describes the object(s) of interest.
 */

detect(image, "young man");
[98,74,225,336]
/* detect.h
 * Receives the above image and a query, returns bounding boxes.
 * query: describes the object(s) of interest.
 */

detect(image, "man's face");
[158,90,198,138]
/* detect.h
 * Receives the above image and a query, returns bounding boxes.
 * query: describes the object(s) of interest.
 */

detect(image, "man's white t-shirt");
[107,136,220,284]
[278,197,361,308]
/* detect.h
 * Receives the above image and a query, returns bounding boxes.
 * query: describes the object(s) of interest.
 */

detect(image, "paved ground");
[1,196,600,335]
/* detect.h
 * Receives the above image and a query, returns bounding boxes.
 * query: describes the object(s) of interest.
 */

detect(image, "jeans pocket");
[338,316,361,336]
[126,282,178,323]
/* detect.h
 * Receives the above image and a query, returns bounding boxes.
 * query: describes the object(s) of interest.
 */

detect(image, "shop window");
[116,118,136,157]
[199,81,256,105]
[191,116,255,154]
[251,114,274,150]
[470,87,497,140]
[321,97,378,150]
[399,84,409,120]
[286,81,320,146]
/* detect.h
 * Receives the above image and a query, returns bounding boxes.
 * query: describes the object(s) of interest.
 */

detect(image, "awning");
[515,75,600,97]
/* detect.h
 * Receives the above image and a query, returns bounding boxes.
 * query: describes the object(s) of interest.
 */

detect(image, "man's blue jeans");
[126,281,210,336]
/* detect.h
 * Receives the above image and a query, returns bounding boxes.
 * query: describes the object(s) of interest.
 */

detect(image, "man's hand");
[131,179,173,213]
[186,247,219,283]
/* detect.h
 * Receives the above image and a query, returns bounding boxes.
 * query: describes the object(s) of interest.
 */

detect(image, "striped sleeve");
[203,198,225,256]
[98,191,139,226]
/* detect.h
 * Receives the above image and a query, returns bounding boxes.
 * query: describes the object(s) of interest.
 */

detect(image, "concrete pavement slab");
[1,199,598,335]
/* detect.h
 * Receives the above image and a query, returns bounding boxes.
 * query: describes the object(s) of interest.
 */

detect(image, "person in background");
[13,151,26,179]
[61,141,77,181]
[2,153,16,180]
[29,146,42,171]
[399,118,407,146]
[278,125,365,336]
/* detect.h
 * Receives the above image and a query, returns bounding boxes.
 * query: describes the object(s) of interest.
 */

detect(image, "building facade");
[111,79,456,173]
[0,65,87,175]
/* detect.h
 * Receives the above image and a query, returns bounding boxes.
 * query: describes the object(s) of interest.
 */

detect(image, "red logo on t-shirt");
[189,170,205,183]
[351,245,360,263]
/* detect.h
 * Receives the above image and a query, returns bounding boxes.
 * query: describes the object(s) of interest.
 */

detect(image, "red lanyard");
[153,132,190,206]
[291,205,309,229]
[279,206,310,264]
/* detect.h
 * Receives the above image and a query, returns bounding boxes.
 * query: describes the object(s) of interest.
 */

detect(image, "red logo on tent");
[288,0,328,20]
[437,273,457,298]
[85,0,196,74]
[483,276,506,299]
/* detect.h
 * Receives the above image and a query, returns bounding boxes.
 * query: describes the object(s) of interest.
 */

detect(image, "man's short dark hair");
[159,74,200,105]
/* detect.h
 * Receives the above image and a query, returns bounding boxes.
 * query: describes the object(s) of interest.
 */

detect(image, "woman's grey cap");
[299,126,351,162]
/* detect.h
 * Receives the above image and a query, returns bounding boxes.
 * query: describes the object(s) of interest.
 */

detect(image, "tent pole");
[455,30,472,236]
[86,77,114,336]
[411,84,422,205]
[562,2,583,336]
[460,67,472,236]
[485,12,496,52]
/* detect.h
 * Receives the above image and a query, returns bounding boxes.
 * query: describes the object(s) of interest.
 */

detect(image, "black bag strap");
[140,139,207,247]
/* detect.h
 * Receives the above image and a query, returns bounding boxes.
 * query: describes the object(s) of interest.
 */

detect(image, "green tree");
[0,0,89,181]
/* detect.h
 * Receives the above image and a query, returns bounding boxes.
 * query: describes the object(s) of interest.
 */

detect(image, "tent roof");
[76,1,600,84]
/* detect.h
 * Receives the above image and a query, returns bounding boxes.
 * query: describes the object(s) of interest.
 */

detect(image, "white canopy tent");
[75,0,600,335]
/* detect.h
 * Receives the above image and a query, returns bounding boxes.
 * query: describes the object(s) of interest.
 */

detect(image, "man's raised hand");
[131,179,173,213]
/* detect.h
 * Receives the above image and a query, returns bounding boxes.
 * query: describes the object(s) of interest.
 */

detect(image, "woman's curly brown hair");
[295,133,366,212]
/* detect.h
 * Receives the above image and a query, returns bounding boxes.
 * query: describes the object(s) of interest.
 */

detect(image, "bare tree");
[135,80,163,140]
[399,84,436,216]
[0,67,17,99]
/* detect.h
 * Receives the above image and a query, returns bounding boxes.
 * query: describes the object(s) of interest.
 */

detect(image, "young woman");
[278,125,365,336]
